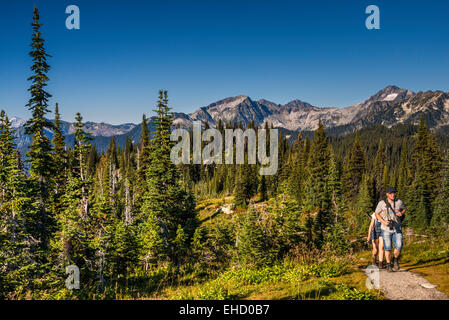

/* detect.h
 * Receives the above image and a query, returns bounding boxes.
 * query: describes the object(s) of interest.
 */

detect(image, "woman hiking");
[367,211,384,269]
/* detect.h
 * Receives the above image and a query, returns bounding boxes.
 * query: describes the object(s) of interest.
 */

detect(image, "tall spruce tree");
[327,147,342,222]
[287,133,304,203]
[140,90,196,266]
[356,173,374,230]
[430,157,449,229]
[346,133,366,200]
[24,7,55,247]
[303,120,331,210]
[55,113,93,266]
[372,138,386,199]
[398,137,411,198]
[407,163,431,230]
[409,117,443,226]
[51,103,67,218]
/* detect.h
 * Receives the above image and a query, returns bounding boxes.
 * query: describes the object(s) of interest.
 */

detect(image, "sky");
[1,0,449,124]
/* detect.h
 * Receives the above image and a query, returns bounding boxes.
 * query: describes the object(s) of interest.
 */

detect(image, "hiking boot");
[386,263,393,272]
[393,257,400,271]
[378,261,384,269]
[372,257,377,266]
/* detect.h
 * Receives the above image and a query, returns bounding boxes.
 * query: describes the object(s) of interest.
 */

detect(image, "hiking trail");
[365,267,449,300]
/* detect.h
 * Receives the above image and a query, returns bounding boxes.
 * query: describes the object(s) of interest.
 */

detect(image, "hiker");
[374,187,406,272]
[367,211,384,269]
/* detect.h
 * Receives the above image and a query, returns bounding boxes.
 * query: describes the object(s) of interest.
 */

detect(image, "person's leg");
[382,231,392,262]
[372,238,378,257]
[371,238,378,265]
[385,250,391,263]
[392,231,403,270]
[378,236,384,266]
[382,230,393,271]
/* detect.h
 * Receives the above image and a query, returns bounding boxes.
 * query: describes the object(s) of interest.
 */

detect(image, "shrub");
[323,224,351,256]
[236,207,276,267]
[334,283,377,300]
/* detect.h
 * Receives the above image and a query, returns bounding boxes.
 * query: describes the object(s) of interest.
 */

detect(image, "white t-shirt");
[374,199,406,231]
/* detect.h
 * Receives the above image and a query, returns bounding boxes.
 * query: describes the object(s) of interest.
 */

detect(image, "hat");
[386,187,397,194]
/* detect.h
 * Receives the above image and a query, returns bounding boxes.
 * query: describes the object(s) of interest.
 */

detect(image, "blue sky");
[1,0,449,124]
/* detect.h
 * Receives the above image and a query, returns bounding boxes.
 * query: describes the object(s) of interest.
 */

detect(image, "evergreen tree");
[51,103,67,219]
[233,166,248,209]
[381,164,389,193]
[24,7,55,247]
[346,133,366,200]
[287,133,304,203]
[356,173,374,230]
[372,139,386,199]
[303,120,331,210]
[431,157,449,229]
[236,207,274,267]
[140,90,196,266]
[233,163,258,209]
[398,137,411,198]
[0,110,38,296]
[105,137,119,212]
[110,219,138,284]
[327,148,342,222]
[54,113,92,266]
[409,117,443,226]
[407,165,431,230]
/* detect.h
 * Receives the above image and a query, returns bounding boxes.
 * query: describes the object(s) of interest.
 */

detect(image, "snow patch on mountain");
[9,117,26,128]
[383,93,398,101]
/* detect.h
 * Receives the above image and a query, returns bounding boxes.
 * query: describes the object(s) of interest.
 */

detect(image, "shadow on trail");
[404,258,449,272]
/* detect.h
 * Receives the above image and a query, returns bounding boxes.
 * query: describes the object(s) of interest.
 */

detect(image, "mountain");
[172,85,422,132]
[9,85,449,154]
[11,118,140,155]
[10,116,27,128]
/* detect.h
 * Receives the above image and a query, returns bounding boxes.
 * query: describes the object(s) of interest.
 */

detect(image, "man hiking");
[367,211,384,269]
[374,187,406,272]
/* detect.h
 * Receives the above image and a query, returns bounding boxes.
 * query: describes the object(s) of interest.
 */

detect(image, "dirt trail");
[367,267,449,300]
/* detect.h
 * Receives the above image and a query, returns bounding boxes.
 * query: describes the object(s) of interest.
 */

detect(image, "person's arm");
[374,201,389,226]
[396,201,407,217]
[396,208,406,217]
[367,217,375,241]
[375,211,390,226]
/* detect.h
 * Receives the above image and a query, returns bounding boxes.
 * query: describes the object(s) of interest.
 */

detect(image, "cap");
[386,187,397,194]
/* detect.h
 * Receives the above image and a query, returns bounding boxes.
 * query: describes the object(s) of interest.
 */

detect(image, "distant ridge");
[10,86,449,153]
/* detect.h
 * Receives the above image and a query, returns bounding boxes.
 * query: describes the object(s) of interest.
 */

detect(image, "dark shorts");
[371,221,382,240]
[371,229,382,240]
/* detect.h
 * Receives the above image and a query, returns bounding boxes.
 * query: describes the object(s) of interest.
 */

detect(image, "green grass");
[146,258,380,300]
[196,197,233,225]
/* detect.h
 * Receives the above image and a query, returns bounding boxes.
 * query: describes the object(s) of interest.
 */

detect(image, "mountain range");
[9,85,449,153]
[172,85,448,131]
